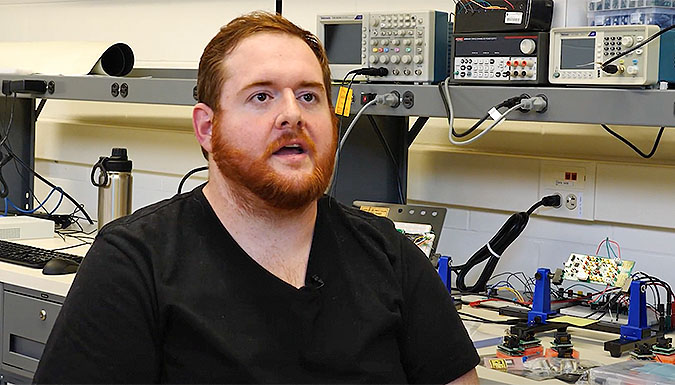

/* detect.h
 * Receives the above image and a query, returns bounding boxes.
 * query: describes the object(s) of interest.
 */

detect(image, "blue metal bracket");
[620,280,650,342]
[438,256,452,294]
[528,268,558,326]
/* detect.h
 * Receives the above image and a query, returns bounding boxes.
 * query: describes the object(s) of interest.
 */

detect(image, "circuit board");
[395,221,435,257]
[562,253,635,287]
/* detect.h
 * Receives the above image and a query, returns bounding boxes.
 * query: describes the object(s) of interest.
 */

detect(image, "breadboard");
[395,221,435,257]
[562,253,634,287]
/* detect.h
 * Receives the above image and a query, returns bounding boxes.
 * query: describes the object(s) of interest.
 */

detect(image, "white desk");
[0,236,87,297]
[0,240,669,384]
[460,304,674,384]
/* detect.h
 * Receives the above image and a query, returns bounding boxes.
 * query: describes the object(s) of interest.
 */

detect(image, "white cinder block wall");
[2,0,675,290]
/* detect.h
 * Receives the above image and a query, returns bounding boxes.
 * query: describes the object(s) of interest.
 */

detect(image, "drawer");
[3,291,62,374]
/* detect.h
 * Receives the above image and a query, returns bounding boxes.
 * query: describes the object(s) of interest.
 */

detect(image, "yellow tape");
[334,86,353,116]
[359,206,389,217]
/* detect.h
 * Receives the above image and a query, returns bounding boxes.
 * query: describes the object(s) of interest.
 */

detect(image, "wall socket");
[538,160,596,221]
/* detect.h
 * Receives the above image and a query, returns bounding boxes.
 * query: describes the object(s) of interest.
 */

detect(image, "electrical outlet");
[538,160,596,221]
[565,193,577,210]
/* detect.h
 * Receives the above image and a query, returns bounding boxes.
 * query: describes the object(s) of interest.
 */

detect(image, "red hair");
[197,11,333,112]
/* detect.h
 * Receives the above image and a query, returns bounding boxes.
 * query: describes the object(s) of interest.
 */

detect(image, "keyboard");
[0,239,83,268]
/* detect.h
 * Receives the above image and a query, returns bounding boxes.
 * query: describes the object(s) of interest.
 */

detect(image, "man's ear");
[193,103,215,153]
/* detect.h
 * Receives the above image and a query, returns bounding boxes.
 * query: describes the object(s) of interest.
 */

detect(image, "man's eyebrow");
[238,80,325,94]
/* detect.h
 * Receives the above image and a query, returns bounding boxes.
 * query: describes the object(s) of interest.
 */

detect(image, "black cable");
[602,24,675,69]
[330,72,358,199]
[366,115,404,203]
[1,141,93,224]
[458,312,519,325]
[452,194,561,293]
[0,95,92,222]
[177,165,208,194]
[438,82,529,139]
[601,124,665,159]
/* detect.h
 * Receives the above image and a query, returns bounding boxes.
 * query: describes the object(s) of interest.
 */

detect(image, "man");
[34,12,479,384]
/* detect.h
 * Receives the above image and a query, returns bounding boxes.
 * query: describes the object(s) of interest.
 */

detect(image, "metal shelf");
[0,72,197,106]
[348,83,675,127]
[3,72,675,126]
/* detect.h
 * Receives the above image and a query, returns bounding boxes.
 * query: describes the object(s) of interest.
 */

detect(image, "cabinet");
[0,285,64,384]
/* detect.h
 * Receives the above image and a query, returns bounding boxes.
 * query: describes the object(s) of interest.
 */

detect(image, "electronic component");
[317,11,450,83]
[454,0,553,33]
[394,221,435,257]
[549,25,667,86]
[0,216,54,240]
[450,32,549,84]
[561,253,635,288]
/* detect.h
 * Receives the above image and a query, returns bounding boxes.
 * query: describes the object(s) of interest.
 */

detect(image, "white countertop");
[0,236,88,297]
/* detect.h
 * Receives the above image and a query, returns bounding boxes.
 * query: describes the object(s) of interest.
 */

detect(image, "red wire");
[503,0,515,8]
[595,238,622,259]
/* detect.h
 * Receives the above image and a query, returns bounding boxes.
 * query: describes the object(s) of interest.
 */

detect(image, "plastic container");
[585,360,675,385]
[587,2,675,28]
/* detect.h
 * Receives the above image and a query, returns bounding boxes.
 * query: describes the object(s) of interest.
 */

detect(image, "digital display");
[560,38,596,70]
[324,24,362,65]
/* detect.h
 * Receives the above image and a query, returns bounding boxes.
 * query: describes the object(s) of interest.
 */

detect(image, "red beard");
[211,117,337,211]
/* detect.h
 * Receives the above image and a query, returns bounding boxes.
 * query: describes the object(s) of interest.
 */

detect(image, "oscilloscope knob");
[390,55,400,64]
[379,55,389,64]
[626,65,639,75]
[371,17,380,27]
[401,55,412,64]
[413,55,423,64]
[520,38,536,55]
[369,56,379,64]
[622,36,634,48]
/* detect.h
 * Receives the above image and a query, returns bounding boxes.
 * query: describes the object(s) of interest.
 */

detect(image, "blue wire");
[49,189,64,215]
[3,186,63,214]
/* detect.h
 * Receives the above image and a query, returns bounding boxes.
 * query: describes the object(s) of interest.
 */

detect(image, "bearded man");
[34,12,479,384]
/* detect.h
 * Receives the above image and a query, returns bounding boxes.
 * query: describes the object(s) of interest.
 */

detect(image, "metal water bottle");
[91,148,133,230]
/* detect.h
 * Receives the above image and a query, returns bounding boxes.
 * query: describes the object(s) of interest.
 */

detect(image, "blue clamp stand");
[438,256,452,294]
[528,268,558,326]
[620,280,650,342]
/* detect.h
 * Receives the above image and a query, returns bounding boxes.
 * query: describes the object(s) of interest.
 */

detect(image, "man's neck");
[202,173,318,288]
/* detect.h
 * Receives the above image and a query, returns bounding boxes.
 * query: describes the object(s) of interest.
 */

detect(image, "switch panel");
[538,160,596,221]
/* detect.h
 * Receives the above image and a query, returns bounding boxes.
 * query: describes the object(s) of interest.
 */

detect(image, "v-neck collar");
[196,188,333,296]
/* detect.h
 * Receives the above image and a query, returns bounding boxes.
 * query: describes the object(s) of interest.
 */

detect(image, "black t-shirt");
[33,187,479,384]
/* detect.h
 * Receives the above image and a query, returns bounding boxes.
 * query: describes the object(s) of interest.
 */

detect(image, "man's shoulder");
[99,186,208,235]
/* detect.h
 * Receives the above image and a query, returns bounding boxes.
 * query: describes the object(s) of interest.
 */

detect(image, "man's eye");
[255,93,268,102]
[301,94,316,102]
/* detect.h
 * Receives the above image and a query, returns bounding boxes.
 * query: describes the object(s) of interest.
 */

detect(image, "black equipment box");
[454,0,554,33]
[450,32,549,85]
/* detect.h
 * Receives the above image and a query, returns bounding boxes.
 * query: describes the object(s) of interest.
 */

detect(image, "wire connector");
[500,94,529,109]
[351,67,389,77]
[375,91,401,108]
[541,194,562,208]
[519,95,548,113]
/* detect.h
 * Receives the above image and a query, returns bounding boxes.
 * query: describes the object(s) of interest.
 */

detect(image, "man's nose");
[274,89,302,130]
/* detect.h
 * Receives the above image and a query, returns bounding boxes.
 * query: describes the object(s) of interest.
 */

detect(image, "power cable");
[601,124,665,159]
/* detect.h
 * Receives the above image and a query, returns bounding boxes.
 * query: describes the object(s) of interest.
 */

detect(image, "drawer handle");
[39,309,47,321]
